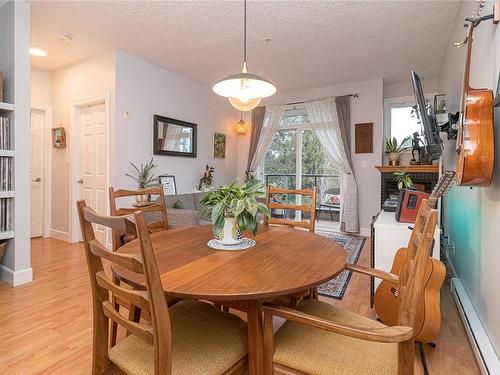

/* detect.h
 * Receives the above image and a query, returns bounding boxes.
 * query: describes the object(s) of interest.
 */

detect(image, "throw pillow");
[325,193,340,205]
[173,200,184,209]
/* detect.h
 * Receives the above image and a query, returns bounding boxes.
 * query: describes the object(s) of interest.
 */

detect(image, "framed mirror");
[153,115,197,157]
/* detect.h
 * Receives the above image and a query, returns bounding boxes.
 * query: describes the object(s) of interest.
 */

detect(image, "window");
[389,103,422,145]
[262,107,340,222]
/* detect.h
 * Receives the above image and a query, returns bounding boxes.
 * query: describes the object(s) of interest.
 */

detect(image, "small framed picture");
[213,132,226,158]
[52,127,66,148]
[159,175,177,195]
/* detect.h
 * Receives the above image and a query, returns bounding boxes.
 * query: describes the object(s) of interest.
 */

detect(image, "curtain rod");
[286,94,359,106]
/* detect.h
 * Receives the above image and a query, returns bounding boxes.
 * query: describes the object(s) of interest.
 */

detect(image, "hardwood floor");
[0,236,480,374]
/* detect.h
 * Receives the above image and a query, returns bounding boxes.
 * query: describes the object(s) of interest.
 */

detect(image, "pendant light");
[212,0,276,111]
[234,112,249,135]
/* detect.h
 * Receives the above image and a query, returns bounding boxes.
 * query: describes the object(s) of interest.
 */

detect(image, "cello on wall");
[455,0,498,186]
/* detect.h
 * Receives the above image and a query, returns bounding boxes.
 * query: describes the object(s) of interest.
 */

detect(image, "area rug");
[315,231,366,300]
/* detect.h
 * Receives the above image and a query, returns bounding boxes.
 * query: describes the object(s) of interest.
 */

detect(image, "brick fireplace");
[375,165,440,208]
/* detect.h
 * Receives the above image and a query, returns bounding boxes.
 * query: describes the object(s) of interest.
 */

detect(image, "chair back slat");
[109,186,169,251]
[89,241,144,274]
[77,199,173,374]
[95,271,151,312]
[102,301,154,344]
[396,199,438,330]
[264,186,316,233]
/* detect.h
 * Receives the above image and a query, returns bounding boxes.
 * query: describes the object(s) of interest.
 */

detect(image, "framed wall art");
[213,132,226,158]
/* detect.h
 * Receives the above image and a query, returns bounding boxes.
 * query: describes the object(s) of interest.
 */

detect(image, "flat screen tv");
[411,70,442,160]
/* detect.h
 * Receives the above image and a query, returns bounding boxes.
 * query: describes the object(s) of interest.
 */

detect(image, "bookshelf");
[0,0,32,286]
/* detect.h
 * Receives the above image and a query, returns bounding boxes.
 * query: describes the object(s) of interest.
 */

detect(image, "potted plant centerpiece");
[125,157,158,203]
[384,136,411,166]
[200,179,270,246]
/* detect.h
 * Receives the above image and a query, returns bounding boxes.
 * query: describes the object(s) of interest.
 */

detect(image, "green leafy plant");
[200,179,271,236]
[125,157,158,189]
[384,136,412,154]
[393,170,413,190]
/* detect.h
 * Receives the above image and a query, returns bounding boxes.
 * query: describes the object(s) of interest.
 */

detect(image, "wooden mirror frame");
[153,115,197,158]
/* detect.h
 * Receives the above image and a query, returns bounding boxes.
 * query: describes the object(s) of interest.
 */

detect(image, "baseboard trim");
[451,278,500,374]
[360,227,370,237]
[0,264,33,286]
[49,228,70,242]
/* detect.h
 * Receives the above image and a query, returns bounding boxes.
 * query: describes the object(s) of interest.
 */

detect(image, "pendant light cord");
[243,0,247,64]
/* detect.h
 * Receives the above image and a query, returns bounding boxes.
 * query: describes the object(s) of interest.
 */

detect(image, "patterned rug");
[315,231,366,300]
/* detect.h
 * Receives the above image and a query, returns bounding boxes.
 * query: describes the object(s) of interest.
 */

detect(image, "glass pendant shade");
[228,97,261,111]
[234,118,249,135]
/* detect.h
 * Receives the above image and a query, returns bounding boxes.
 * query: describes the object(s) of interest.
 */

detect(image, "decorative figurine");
[410,132,424,165]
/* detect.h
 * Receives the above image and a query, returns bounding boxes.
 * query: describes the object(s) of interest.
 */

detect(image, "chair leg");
[126,304,142,337]
[419,342,432,375]
[110,275,120,346]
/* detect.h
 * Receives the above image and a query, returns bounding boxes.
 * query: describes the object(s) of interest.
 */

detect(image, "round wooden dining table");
[115,224,347,375]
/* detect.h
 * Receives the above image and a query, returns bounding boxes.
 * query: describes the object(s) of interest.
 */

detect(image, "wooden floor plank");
[0,236,480,374]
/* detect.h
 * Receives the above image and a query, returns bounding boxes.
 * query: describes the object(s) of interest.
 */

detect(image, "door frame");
[69,93,110,243]
[30,104,52,237]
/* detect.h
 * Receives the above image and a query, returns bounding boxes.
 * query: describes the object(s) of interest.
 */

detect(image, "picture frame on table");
[159,175,177,196]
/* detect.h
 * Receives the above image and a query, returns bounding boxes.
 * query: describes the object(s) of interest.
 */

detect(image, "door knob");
[77,179,84,184]
[32,177,41,182]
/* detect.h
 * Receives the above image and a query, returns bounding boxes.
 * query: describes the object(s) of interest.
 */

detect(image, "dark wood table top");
[115,225,347,301]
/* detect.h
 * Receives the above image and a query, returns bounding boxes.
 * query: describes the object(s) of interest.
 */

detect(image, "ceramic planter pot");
[388,152,400,166]
[215,217,244,245]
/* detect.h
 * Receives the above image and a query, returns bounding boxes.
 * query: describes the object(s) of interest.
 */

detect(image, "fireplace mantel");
[375,165,439,173]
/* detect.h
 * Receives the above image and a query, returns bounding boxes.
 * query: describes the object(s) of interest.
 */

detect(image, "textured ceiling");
[30,0,460,92]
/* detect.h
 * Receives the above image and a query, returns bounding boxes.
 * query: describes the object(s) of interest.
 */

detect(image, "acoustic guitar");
[456,0,495,186]
[374,171,455,343]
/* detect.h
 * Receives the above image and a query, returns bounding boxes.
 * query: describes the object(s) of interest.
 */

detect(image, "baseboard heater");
[451,278,500,374]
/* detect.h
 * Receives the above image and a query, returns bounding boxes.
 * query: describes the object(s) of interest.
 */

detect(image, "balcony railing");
[264,173,341,222]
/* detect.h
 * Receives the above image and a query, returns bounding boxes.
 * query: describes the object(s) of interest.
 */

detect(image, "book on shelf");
[0,157,12,190]
[0,117,10,150]
[0,198,12,232]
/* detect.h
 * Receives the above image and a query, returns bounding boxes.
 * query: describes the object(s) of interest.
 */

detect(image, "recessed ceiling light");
[30,47,48,57]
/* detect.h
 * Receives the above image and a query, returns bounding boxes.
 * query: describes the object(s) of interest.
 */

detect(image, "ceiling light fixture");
[58,32,73,43]
[212,0,276,111]
[234,112,248,135]
[30,47,48,57]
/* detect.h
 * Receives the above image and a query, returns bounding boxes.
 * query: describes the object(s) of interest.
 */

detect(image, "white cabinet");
[372,211,440,291]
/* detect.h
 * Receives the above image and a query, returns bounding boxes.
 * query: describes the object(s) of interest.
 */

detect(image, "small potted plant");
[393,170,413,190]
[384,136,411,166]
[125,157,158,203]
[200,179,270,245]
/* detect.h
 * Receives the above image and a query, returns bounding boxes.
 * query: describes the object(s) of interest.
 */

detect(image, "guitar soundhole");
[391,287,399,298]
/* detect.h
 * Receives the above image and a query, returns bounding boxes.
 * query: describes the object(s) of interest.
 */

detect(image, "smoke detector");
[58,32,73,43]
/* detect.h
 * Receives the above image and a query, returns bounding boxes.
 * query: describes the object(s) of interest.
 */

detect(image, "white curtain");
[305,97,359,233]
[162,124,184,151]
[249,104,286,172]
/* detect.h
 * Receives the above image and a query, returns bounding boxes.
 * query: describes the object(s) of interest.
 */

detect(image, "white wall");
[438,0,500,356]
[50,51,115,234]
[114,50,239,193]
[238,78,384,233]
[384,76,438,98]
[31,67,51,106]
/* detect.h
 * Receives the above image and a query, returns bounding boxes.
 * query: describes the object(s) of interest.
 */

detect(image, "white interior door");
[78,103,108,243]
[30,109,45,238]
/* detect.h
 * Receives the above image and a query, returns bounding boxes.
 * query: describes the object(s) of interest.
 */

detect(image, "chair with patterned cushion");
[262,200,438,375]
[77,200,248,374]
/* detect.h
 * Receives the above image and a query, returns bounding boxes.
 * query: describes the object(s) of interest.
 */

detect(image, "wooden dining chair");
[77,199,249,375]
[109,186,169,251]
[264,186,316,233]
[264,186,318,304]
[262,200,438,375]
